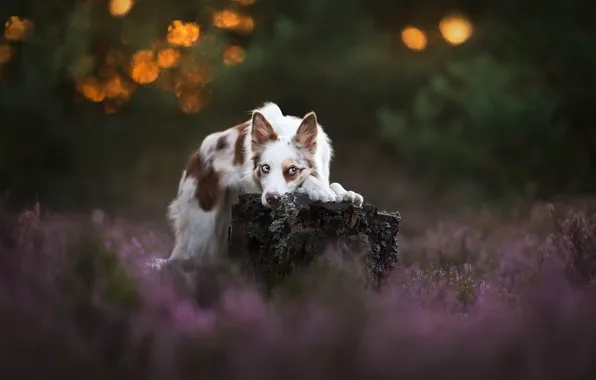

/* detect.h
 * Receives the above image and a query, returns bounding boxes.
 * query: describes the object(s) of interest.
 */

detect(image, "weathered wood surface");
[228,193,400,292]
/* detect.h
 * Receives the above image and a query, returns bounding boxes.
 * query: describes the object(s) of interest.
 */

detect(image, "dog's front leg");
[297,175,337,203]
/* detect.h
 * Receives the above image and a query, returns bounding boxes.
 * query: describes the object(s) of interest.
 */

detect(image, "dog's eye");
[261,164,270,174]
[287,166,297,176]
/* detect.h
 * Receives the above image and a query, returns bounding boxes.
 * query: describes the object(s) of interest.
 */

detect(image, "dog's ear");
[251,111,278,147]
[293,111,318,151]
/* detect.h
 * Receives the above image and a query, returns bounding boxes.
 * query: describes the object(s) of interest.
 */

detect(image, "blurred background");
[1,0,595,224]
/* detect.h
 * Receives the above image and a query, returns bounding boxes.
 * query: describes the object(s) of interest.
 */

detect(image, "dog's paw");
[299,183,337,203]
[345,191,364,207]
[329,182,364,207]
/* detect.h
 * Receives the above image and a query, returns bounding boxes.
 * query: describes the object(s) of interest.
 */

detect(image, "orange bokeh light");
[77,77,106,102]
[130,50,159,84]
[157,48,181,68]
[237,17,254,33]
[223,45,246,65]
[439,15,473,45]
[213,10,254,33]
[213,10,241,28]
[401,26,427,51]
[109,0,134,17]
[104,75,134,101]
[76,73,135,106]
[167,20,200,47]
[4,16,33,41]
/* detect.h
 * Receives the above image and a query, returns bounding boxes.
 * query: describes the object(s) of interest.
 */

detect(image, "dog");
[152,102,363,271]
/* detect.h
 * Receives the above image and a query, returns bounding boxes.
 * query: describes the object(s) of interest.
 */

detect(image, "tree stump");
[229,193,400,292]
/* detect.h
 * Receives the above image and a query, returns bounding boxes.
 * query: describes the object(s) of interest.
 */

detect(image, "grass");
[1,199,596,379]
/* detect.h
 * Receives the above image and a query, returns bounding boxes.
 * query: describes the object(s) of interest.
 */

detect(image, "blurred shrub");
[378,50,588,204]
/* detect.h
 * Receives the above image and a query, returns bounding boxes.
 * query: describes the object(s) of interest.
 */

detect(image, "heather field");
[2,200,596,380]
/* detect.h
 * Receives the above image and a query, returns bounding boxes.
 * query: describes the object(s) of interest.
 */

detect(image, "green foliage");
[1,0,596,214]
[379,52,564,201]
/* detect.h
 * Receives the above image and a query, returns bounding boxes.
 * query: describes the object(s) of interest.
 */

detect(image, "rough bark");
[228,193,400,292]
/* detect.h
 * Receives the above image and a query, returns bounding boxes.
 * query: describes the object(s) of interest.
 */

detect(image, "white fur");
[151,102,363,271]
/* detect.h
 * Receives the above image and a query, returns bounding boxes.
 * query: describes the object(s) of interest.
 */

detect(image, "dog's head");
[250,111,318,207]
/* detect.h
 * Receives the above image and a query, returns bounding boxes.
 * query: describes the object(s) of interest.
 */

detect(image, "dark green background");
[1,0,594,218]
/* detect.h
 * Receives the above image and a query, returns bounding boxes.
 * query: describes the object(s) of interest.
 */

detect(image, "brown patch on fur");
[216,135,228,151]
[184,152,221,211]
[252,152,262,171]
[251,152,263,188]
[282,159,316,184]
[233,123,249,166]
[282,159,301,183]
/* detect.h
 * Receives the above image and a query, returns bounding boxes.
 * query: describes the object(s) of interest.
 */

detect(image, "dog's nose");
[265,192,280,206]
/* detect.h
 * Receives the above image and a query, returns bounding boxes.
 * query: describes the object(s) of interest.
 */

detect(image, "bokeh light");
[439,15,473,45]
[401,26,427,51]
[4,16,33,41]
[213,10,254,34]
[237,17,254,34]
[157,48,181,68]
[167,20,200,47]
[0,44,15,64]
[77,77,106,103]
[130,50,159,84]
[213,10,241,28]
[104,75,134,101]
[223,45,246,65]
[109,0,134,17]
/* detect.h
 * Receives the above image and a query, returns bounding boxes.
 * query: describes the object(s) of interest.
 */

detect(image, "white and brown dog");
[154,102,363,270]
